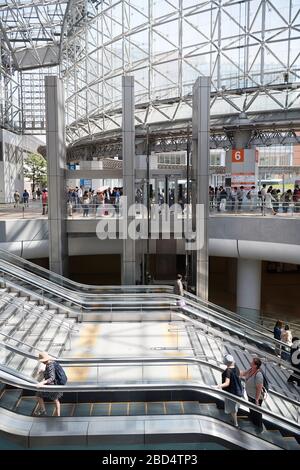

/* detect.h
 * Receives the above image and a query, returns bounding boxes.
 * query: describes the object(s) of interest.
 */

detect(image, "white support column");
[192,77,210,300]
[237,258,262,321]
[122,75,136,285]
[45,76,68,275]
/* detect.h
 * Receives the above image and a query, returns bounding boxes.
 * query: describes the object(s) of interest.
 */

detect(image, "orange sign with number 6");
[232,149,245,163]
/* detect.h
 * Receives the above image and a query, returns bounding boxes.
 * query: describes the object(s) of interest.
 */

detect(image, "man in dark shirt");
[217,354,243,427]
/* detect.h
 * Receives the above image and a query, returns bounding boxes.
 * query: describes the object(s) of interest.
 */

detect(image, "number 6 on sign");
[232,149,245,163]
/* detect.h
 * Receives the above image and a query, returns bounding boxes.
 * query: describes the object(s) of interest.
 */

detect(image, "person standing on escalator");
[240,357,264,433]
[35,351,63,417]
[174,274,185,310]
[217,354,243,427]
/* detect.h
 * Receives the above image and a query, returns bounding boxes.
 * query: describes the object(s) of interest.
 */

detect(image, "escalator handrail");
[1,261,298,376]
[0,367,299,434]
[2,261,292,360]
[0,260,285,343]
[0,348,299,406]
[2,248,299,331]
[0,261,297,373]
[183,290,300,334]
[0,248,171,293]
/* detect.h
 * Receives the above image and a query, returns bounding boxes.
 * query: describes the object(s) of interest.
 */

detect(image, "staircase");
[0,287,77,379]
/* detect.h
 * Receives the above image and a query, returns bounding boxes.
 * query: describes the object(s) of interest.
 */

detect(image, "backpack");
[246,191,251,200]
[54,361,67,385]
[229,368,244,397]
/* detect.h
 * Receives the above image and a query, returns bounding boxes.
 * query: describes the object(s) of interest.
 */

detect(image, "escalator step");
[0,389,22,410]
[182,402,201,414]
[128,402,146,416]
[91,403,110,416]
[15,397,37,416]
[281,437,300,450]
[60,404,74,417]
[0,383,5,396]
[111,403,128,416]
[147,402,165,415]
[73,403,92,417]
[44,403,55,416]
[165,402,183,415]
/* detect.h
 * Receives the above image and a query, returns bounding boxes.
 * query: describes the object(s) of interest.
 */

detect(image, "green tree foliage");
[23,153,47,191]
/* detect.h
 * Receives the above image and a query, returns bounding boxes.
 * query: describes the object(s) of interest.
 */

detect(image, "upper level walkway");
[1,201,300,221]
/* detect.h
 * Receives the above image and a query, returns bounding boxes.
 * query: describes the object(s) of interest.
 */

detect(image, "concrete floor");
[62,321,201,384]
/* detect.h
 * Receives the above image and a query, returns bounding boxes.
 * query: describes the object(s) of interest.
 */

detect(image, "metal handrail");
[0,289,76,333]
[0,261,296,365]
[0,366,299,435]
[0,333,46,354]
[0,248,171,293]
[183,290,300,334]
[0,343,298,407]
[2,248,298,331]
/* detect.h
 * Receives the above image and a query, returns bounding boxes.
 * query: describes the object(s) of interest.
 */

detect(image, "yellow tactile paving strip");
[62,321,196,383]
[64,323,100,382]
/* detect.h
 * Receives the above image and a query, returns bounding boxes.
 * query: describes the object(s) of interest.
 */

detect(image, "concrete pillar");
[122,76,136,285]
[45,76,68,275]
[191,77,210,300]
[237,258,261,322]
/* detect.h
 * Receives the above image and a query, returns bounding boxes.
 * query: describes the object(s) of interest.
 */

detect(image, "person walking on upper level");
[42,189,48,215]
[13,190,20,208]
[23,189,29,207]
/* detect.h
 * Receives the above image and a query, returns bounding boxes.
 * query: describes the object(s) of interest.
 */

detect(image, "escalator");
[0,249,300,449]
[0,348,300,450]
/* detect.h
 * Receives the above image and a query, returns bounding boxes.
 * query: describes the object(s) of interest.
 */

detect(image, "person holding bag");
[240,357,264,432]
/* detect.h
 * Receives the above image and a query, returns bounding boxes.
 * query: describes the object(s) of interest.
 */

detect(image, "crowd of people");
[209,184,300,214]
[66,186,123,217]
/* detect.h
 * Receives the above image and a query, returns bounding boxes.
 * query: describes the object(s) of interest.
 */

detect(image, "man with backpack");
[217,354,243,427]
[35,351,67,416]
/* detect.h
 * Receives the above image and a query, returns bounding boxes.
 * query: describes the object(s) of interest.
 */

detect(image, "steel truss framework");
[61,0,300,145]
[0,1,68,69]
[66,128,300,162]
[0,39,21,131]
[0,0,67,132]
